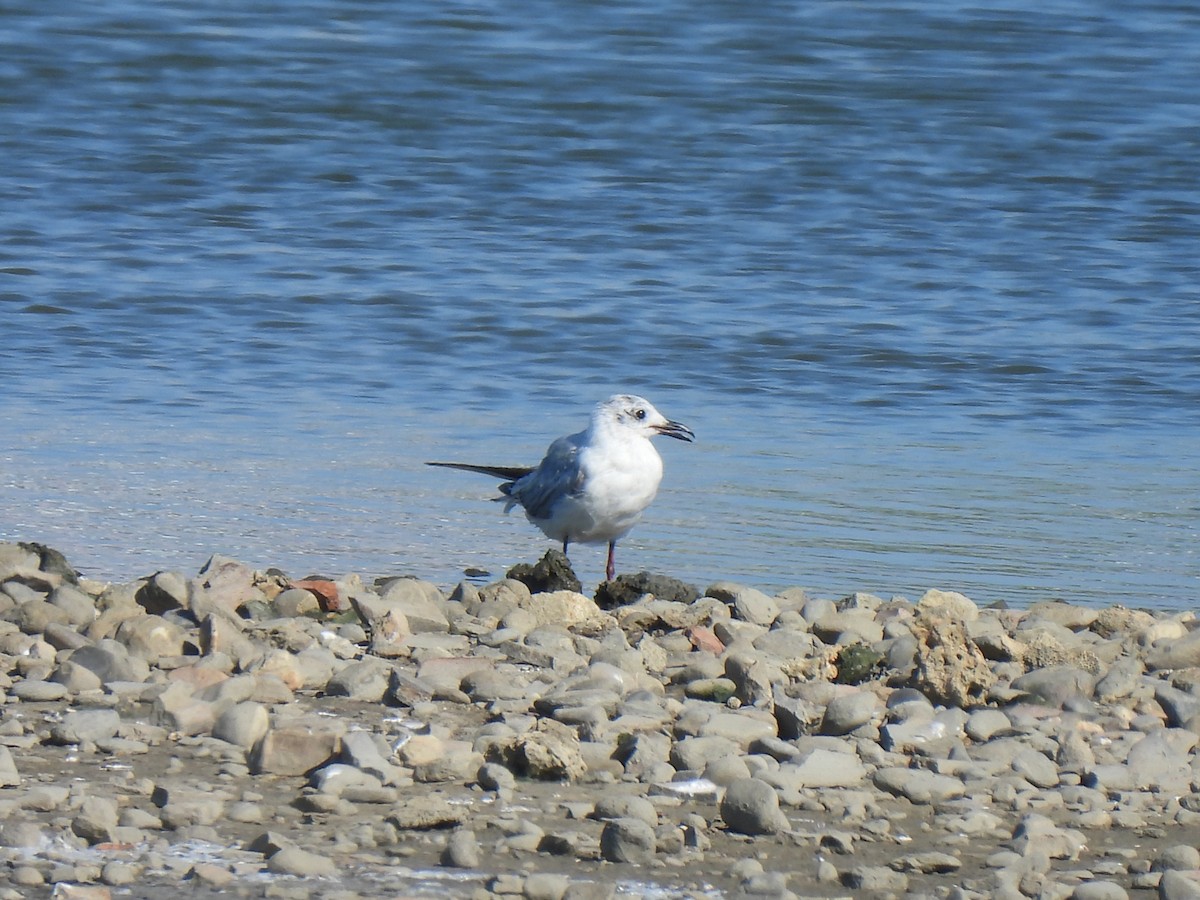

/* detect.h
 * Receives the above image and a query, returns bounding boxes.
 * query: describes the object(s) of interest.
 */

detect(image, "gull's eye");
[633,408,647,420]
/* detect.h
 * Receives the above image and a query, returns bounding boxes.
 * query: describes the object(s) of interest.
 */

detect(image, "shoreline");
[0,540,1198,898]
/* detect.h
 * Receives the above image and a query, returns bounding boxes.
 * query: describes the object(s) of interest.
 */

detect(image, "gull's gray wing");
[506,433,586,520]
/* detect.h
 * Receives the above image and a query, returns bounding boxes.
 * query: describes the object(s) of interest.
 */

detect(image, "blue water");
[1,0,1197,608]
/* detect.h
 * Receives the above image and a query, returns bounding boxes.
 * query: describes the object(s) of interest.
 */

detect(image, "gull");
[429,394,694,581]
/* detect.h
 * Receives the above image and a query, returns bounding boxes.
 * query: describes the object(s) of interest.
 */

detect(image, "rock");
[841,866,909,892]
[266,846,336,876]
[387,796,467,830]
[506,550,582,594]
[591,795,659,829]
[1070,882,1128,900]
[212,702,270,749]
[766,747,867,789]
[917,589,979,621]
[1125,730,1193,790]
[271,587,321,618]
[1155,845,1200,872]
[707,583,779,626]
[13,598,71,634]
[0,746,20,787]
[1011,665,1096,707]
[873,767,965,804]
[511,724,587,781]
[599,817,656,863]
[115,614,186,660]
[67,642,149,685]
[49,709,121,745]
[442,828,481,868]
[136,571,190,615]
[376,577,449,633]
[820,690,880,735]
[71,796,119,845]
[324,658,394,702]
[47,584,97,627]
[834,643,885,684]
[908,608,994,707]
[966,708,1013,742]
[189,555,265,619]
[1009,813,1086,860]
[249,725,341,776]
[11,679,71,702]
[1159,870,1200,900]
[1012,748,1060,788]
[1147,628,1200,671]
[524,872,571,900]
[720,778,789,835]
[671,736,741,771]
[516,590,612,633]
[596,573,699,608]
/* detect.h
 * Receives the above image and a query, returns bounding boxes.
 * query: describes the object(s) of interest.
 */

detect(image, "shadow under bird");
[428,394,695,581]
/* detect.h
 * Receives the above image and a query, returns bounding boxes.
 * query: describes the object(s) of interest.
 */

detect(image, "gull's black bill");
[654,420,695,442]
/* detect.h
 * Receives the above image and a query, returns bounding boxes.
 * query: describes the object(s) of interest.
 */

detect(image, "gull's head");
[597,394,695,442]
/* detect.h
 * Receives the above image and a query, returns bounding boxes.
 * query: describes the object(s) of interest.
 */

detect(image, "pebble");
[598,817,656,863]
[719,778,789,835]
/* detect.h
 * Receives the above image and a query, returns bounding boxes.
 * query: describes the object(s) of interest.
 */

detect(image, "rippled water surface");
[2,0,1197,608]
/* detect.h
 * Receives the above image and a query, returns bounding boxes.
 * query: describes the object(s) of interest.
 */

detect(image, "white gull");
[429,394,694,581]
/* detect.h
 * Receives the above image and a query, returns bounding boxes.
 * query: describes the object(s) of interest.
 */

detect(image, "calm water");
[1,0,1197,609]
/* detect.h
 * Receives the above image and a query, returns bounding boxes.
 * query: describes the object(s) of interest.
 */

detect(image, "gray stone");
[729,586,781,626]
[324,658,394,702]
[524,872,571,900]
[1070,882,1128,900]
[1009,812,1087,860]
[67,642,148,685]
[1012,748,1060,788]
[477,762,518,793]
[872,767,965,804]
[1155,684,1200,728]
[766,747,867,789]
[1147,630,1200,671]
[671,735,741,771]
[719,778,789,835]
[11,679,71,702]
[212,702,270,749]
[841,866,909,893]
[1126,730,1193,789]
[71,796,119,844]
[703,755,752,786]
[441,828,481,868]
[820,690,880,735]
[377,577,449,633]
[250,726,341,776]
[47,584,97,627]
[266,846,337,876]
[13,599,70,634]
[1155,845,1200,872]
[1159,870,1200,900]
[966,708,1013,742]
[591,795,658,828]
[115,614,186,660]
[599,817,656,863]
[49,708,121,745]
[1011,665,1096,707]
[0,746,20,787]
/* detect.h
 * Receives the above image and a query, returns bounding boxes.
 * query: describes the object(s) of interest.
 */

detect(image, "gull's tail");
[426,461,535,481]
